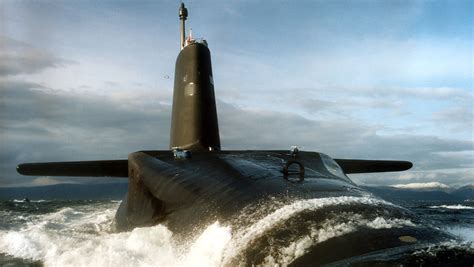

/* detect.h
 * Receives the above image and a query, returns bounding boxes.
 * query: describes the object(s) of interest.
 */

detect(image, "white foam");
[221,196,395,264]
[0,203,118,264]
[279,219,357,264]
[0,197,415,267]
[12,199,48,203]
[447,226,474,242]
[429,204,474,210]
[269,215,415,265]
[181,222,232,267]
[0,201,232,267]
[367,217,416,229]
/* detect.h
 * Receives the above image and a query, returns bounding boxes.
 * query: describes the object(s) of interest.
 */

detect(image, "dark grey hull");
[113,150,454,265]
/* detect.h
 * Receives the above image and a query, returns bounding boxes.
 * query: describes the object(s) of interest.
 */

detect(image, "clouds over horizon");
[0,78,472,187]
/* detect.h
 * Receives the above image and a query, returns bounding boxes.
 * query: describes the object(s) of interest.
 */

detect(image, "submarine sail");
[170,38,220,151]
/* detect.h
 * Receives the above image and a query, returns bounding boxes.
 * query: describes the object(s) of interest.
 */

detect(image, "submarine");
[17,3,470,266]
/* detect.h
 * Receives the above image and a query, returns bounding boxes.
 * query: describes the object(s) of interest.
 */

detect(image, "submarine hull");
[113,150,454,265]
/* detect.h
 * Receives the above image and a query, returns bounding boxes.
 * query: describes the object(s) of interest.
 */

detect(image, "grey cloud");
[218,101,473,170]
[0,80,170,186]
[217,101,373,151]
[350,169,473,188]
[0,80,170,133]
[219,85,470,123]
[297,98,335,114]
[218,100,473,187]
[294,86,471,102]
[433,103,474,133]
[362,135,473,171]
[0,37,73,76]
[0,83,472,187]
[296,97,405,118]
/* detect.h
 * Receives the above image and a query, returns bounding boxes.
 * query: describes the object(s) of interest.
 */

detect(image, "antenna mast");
[179,3,188,50]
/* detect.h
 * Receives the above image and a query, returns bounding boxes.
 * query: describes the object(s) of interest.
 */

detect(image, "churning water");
[0,197,473,266]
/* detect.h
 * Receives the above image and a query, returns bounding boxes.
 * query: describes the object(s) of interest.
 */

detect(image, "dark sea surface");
[0,198,473,266]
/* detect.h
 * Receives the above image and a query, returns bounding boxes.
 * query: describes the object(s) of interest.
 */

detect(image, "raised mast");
[179,3,188,50]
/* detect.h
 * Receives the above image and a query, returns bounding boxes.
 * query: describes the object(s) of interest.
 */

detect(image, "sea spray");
[447,226,474,242]
[0,201,233,267]
[221,196,398,263]
[221,197,418,266]
[0,198,473,266]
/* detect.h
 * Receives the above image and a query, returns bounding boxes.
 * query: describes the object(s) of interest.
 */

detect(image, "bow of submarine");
[112,150,454,265]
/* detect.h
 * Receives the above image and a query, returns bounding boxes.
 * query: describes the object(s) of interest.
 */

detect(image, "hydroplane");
[17,3,469,266]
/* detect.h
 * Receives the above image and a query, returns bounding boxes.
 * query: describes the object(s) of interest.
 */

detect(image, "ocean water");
[0,198,473,266]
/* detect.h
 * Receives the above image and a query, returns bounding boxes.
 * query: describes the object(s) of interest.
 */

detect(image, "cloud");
[350,169,473,188]
[0,80,170,136]
[390,182,450,189]
[217,85,472,123]
[218,101,472,163]
[214,36,472,94]
[0,2,471,190]
[31,176,67,186]
[433,103,474,133]
[0,80,170,186]
[0,36,73,76]
[0,80,472,188]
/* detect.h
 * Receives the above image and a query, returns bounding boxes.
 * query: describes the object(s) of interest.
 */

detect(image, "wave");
[221,196,416,265]
[1,196,397,266]
[222,196,396,262]
[0,201,230,266]
[260,216,417,265]
[447,226,474,242]
[429,204,474,210]
[0,197,470,266]
[12,199,48,203]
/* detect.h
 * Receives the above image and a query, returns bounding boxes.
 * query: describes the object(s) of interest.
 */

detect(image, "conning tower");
[170,3,220,151]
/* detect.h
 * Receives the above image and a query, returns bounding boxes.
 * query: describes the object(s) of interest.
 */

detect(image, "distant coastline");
[0,182,128,200]
[0,182,472,202]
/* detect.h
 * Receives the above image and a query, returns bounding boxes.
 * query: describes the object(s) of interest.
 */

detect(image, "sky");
[0,0,472,188]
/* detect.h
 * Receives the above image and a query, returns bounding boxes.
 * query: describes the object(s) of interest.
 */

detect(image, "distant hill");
[0,183,128,200]
[362,186,456,202]
[451,184,474,200]
[362,184,474,204]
